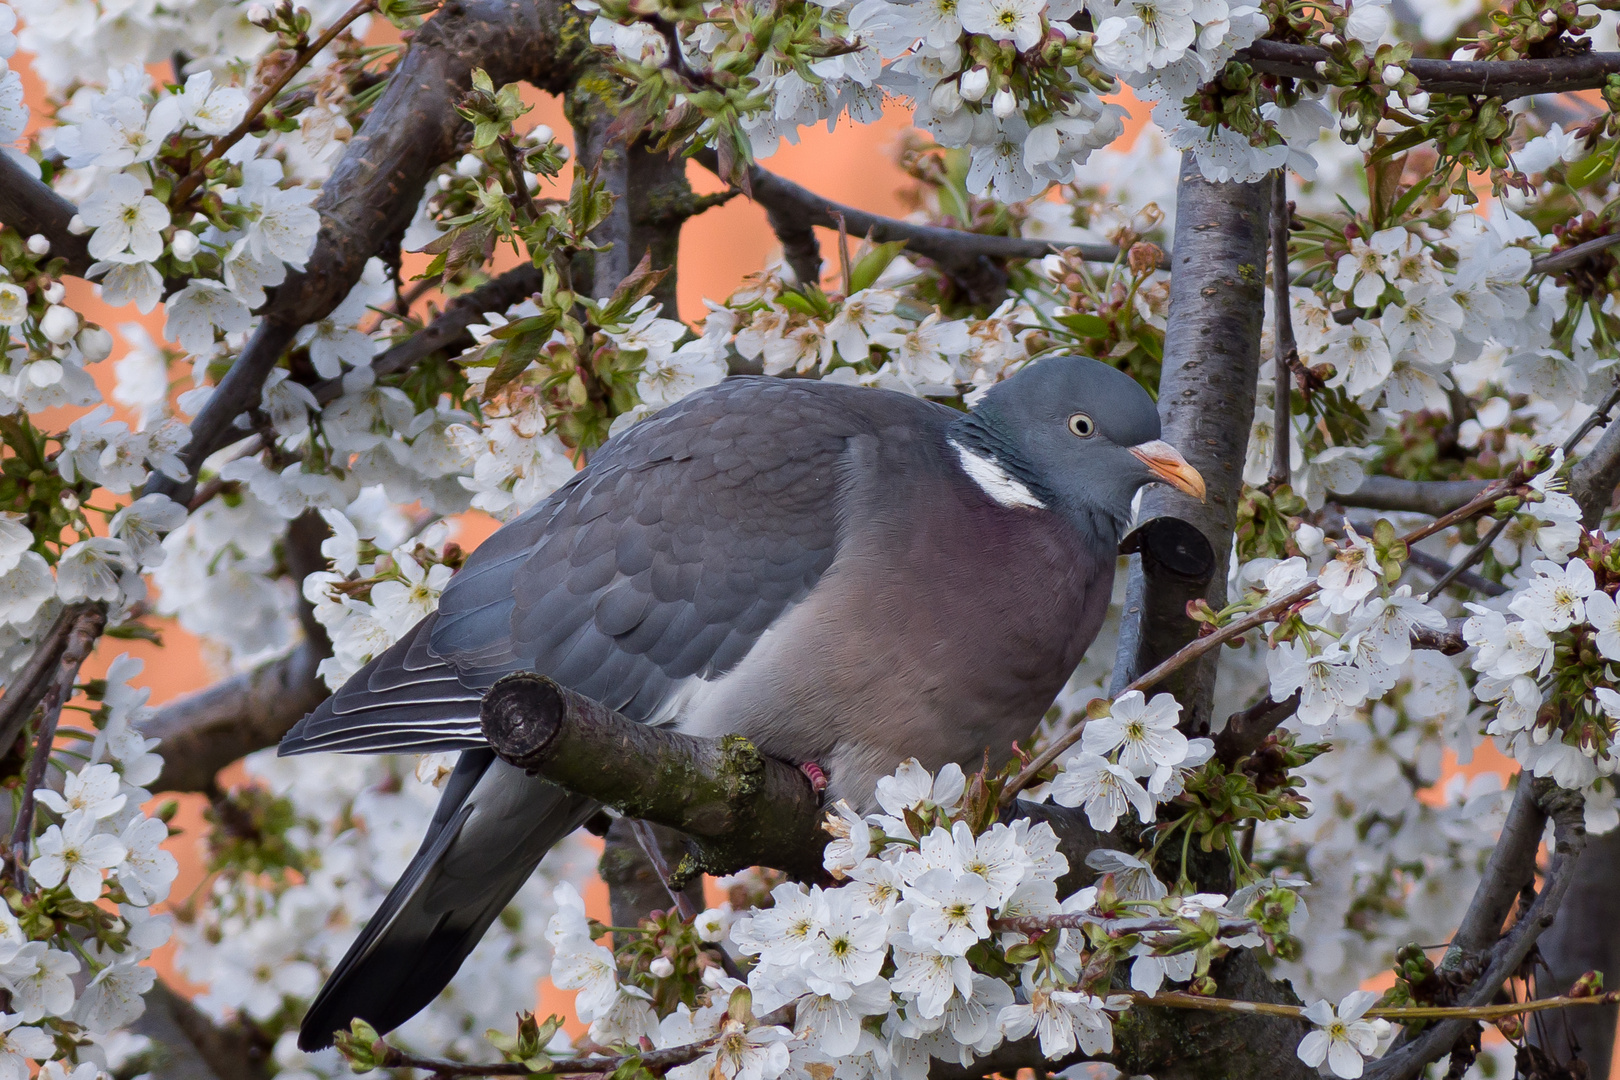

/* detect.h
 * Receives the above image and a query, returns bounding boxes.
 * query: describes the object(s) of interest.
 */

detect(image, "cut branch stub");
[1109,516,1216,710]
[478,672,828,882]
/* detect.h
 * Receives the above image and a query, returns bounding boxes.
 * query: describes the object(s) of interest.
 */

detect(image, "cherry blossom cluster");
[0,656,180,1080]
[532,758,1297,1080]
[172,745,597,1080]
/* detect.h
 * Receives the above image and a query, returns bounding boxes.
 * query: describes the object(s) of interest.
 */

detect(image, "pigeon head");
[950,354,1205,545]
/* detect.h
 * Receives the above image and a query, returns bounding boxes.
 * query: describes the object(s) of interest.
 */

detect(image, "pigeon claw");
[800,761,829,793]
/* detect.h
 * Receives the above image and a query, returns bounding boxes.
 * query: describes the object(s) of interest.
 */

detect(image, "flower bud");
[170,230,201,261]
[1407,90,1430,112]
[1318,32,1340,46]
[1381,64,1402,87]
[456,154,483,178]
[42,282,65,305]
[959,66,989,102]
[930,79,963,113]
[40,304,78,344]
[649,956,674,978]
[992,87,1016,118]
[68,214,90,236]
[25,234,49,256]
[530,124,554,145]
[247,2,271,22]
[77,325,113,362]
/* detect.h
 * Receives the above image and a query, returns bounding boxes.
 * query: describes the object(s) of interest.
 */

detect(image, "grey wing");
[279,376,878,756]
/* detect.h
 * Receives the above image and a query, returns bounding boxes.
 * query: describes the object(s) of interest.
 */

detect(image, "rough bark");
[1239,40,1620,98]
[479,672,829,882]
[1534,829,1620,1075]
[1111,153,1270,735]
[139,640,327,792]
[0,155,93,275]
[1531,430,1620,1077]
[146,0,592,501]
[567,63,688,309]
[1571,419,1620,528]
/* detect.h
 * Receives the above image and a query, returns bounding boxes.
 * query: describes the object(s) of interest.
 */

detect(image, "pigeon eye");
[1068,413,1096,438]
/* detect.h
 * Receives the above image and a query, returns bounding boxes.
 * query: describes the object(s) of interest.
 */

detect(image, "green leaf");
[1058,312,1110,338]
[847,240,908,293]
[1567,149,1614,189]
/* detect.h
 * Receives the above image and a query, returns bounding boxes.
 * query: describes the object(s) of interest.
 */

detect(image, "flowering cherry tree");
[7,0,1620,1077]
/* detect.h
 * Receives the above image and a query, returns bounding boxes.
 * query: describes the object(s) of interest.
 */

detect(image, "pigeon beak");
[1129,440,1206,501]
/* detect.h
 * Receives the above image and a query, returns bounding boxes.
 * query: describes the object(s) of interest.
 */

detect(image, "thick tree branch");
[1110,153,1270,736]
[147,0,591,502]
[1533,828,1620,1076]
[0,603,95,757]
[691,149,1136,282]
[138,639,328,793]
[0,156,93,275]
[141,980,272,1080]
[1239,40,1620,98]
[1332,475,1492,516]
[479,672,829,882]
[1369,780,1587,1080]
[1571,418,1620,527]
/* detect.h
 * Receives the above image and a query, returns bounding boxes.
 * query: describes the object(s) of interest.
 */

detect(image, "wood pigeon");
[279,353,1204,1049]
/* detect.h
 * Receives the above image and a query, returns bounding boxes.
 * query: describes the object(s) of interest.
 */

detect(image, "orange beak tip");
[1130,440,1207,502]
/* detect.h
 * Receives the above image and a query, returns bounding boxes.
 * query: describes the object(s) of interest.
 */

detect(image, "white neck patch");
[950,439,1047,511]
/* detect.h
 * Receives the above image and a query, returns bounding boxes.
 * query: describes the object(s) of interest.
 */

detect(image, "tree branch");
[0,155,93,276]
[138,639,328,793]
[1109,153,1270,736]
[1570,418,1620,527]
[1212,620,1466,765]
[691,149,1137,283]
[1239,40,1620,98]
[478,672,829,882]
[1368,779,1587,1080]
[1331,475,1492,516]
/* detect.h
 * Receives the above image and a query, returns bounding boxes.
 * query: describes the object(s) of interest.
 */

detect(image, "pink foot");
[800,761,829,793]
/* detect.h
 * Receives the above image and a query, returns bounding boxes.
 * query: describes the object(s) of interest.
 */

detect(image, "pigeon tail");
[297,750,599,1050]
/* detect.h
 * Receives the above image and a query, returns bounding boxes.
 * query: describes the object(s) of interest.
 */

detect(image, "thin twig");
[1532,232,1620,277]
[1267,170,1294,492]
[1422,515,1512,602]
[1562,378,1620,456]
[170,0,378,208]
[8,605,105,875]
[1002,470,1531,803]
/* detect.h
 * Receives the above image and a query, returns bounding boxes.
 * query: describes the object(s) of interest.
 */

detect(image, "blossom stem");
[169,0,379,209]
